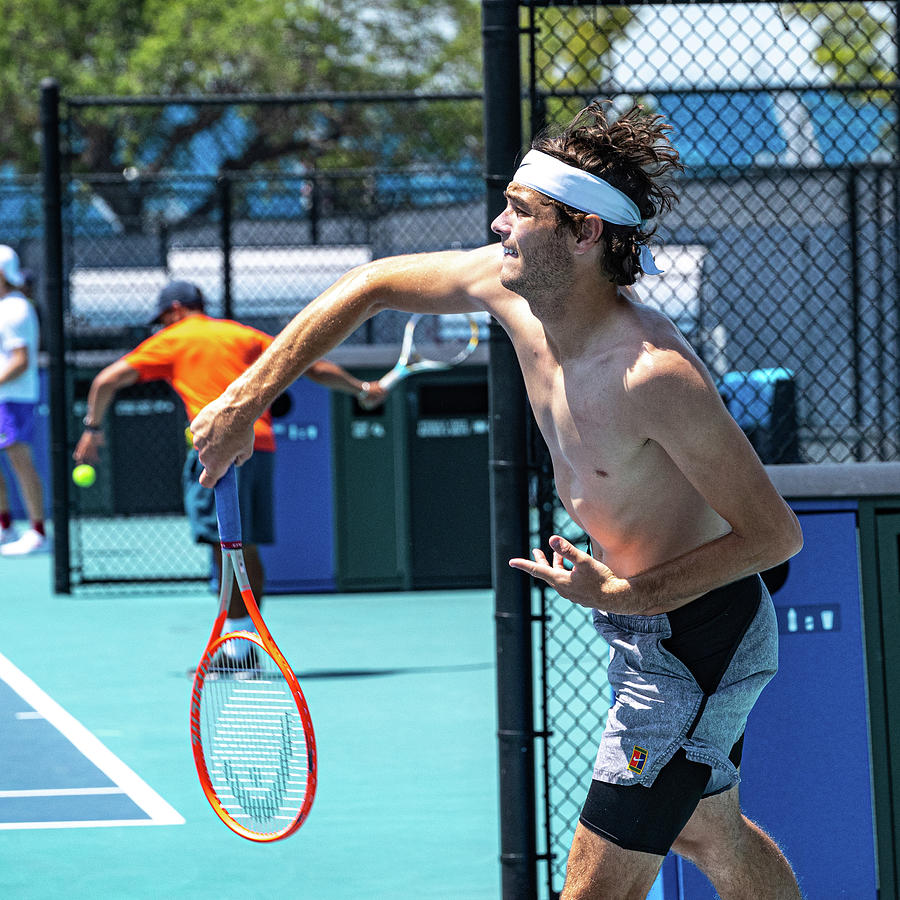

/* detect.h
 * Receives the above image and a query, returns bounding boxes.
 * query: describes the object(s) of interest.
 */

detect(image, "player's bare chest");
[527,365,637,466]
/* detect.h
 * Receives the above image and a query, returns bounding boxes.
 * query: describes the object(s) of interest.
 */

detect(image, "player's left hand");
[508,535,628,609]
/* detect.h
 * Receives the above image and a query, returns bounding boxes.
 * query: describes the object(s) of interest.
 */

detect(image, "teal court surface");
[0,550,501,899]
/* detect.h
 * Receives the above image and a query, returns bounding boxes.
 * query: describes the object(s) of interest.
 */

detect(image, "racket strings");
[411,315,477,365]
[197,635,311,835]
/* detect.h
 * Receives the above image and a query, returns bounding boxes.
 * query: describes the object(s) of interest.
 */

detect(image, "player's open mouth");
[502,247,518,258]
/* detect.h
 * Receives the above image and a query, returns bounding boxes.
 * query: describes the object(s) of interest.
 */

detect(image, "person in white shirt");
[0,245,46,556]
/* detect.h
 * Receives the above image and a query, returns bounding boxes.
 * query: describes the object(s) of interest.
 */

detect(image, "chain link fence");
[38,91,485,589]
[523,2,900,895]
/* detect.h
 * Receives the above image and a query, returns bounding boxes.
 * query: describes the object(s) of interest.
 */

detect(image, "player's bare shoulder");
[458,244,520,310]
[621,300,718,413]
[439,244,528,328]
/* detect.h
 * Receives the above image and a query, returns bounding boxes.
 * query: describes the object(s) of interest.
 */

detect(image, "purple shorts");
[0,402,36,449]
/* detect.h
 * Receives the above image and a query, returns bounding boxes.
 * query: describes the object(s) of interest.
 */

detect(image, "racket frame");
[377,312,480,391]
[189,468,317,842]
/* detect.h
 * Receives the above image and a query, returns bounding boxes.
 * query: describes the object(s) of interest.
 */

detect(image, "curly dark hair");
[531,100,684,285]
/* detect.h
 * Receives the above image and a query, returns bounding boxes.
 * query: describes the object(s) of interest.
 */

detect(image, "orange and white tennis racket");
[189,465,317,841]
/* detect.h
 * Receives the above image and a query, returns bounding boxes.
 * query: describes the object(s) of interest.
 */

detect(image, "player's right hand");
[359,381,388,410]
[73,431,104,465]
[190,397,256,488]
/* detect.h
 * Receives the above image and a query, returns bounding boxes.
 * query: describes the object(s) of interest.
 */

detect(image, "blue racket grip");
[214,465,242,545]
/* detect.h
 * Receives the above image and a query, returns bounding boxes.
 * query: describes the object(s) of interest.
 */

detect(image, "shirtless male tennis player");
[190,102,804,899]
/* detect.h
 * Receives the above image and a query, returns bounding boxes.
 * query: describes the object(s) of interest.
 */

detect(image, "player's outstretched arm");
[73,359,140,465]
[192,246,504,486]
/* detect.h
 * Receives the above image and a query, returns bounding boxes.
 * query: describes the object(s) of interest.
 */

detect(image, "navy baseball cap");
[150,280,204,324]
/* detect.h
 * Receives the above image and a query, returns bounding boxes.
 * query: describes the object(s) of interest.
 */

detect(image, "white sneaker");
[1,529,47,556]
[0,526,19,546]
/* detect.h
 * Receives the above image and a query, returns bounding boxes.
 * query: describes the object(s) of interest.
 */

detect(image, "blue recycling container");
[259,377,336,593]
[718,367,799,464]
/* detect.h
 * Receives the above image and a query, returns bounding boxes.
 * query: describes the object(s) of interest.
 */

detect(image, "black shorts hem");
[578,814,669,857]
[579,749,712,857]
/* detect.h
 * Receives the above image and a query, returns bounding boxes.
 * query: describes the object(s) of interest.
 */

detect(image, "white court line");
[0,652,184,829]
[0,788,125,798]
[0,819,175,831]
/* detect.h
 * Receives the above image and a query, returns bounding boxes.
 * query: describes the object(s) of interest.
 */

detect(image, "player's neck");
[538,278,620,355]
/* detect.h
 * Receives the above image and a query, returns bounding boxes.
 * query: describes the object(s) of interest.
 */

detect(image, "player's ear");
[574,214,603,252]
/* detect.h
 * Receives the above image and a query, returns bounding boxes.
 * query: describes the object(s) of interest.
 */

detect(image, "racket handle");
[214,465,242,545]
[377,367,404,392]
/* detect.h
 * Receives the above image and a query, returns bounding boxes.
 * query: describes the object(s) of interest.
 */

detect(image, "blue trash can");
[719,367,799,463]
[259,378,336,593]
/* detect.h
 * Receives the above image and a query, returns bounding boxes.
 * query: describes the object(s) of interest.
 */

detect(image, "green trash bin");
[70,368,186,517]
[332,370,411,591]
[331,365,492,592]
[406,368,491,589]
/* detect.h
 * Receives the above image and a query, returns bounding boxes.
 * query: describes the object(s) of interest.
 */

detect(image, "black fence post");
[218,175,234,320]
[309,168,320,245]
[848,168,862,461]
[39,77,70,594]
[482,1,538,897]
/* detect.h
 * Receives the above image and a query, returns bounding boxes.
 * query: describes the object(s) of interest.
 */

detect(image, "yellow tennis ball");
[72,464,96,487]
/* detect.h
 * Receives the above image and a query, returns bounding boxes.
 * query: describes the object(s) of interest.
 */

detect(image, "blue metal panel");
[665,501,877,898]
[658,92,786,173]
[802,91,894,167]
[259,378,336,593]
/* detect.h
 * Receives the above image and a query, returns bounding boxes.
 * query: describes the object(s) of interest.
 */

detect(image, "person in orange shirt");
[74,280,385,662]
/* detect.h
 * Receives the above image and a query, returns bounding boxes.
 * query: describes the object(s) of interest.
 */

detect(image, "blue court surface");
[0,550,501,899]
[0,654,183,830]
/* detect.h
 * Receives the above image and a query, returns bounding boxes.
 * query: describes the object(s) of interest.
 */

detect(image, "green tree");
[527,5,634,130]
[786,2,893,85]
[784,2,895,158]
[1,0,483,228]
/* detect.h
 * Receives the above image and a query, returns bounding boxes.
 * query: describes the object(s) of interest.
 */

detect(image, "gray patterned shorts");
[590,575,778,796]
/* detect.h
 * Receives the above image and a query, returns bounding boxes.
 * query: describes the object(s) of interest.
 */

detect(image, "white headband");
[513,149,664,276]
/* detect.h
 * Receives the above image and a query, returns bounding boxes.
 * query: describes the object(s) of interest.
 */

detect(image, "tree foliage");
[530,5,633,95]
[525,6,635,135]
[1,0,483,174]
[786,2,894,86]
